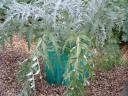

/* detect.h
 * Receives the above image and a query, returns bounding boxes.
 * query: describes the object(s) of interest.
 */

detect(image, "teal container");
[44,50,68,84]
[44,49,92,84]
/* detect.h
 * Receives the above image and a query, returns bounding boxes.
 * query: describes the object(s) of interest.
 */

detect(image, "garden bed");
[0,47,128,96]
[0,35,128,96]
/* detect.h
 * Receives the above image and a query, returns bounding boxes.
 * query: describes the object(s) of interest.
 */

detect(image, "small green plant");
[94,44,121,70]
[17,55,42,96]
[63,32,94,96]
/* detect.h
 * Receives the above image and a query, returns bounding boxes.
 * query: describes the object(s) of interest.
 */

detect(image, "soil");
[0,35,128,96]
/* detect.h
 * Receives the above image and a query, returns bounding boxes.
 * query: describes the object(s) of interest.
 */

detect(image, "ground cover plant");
[0,0,128,96]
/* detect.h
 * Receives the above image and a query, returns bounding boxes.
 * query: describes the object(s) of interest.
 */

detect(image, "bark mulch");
[36,78,65,96]
[86,66,128,96]
[0,34,29,96]
[0,48,28,96]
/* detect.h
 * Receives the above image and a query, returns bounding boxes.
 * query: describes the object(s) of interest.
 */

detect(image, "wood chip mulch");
[36,79,65,96]
[0,34,30,96]
[86,66,128,96]
[0,48,28,96]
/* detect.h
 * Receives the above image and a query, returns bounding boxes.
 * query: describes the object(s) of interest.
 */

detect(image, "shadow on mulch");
[36,78,65,96]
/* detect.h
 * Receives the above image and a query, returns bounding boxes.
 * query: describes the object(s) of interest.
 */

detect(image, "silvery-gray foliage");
[85,0,124,48]
[0,0,124,34]
[1,0,85,32]
[0,0,125,47]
